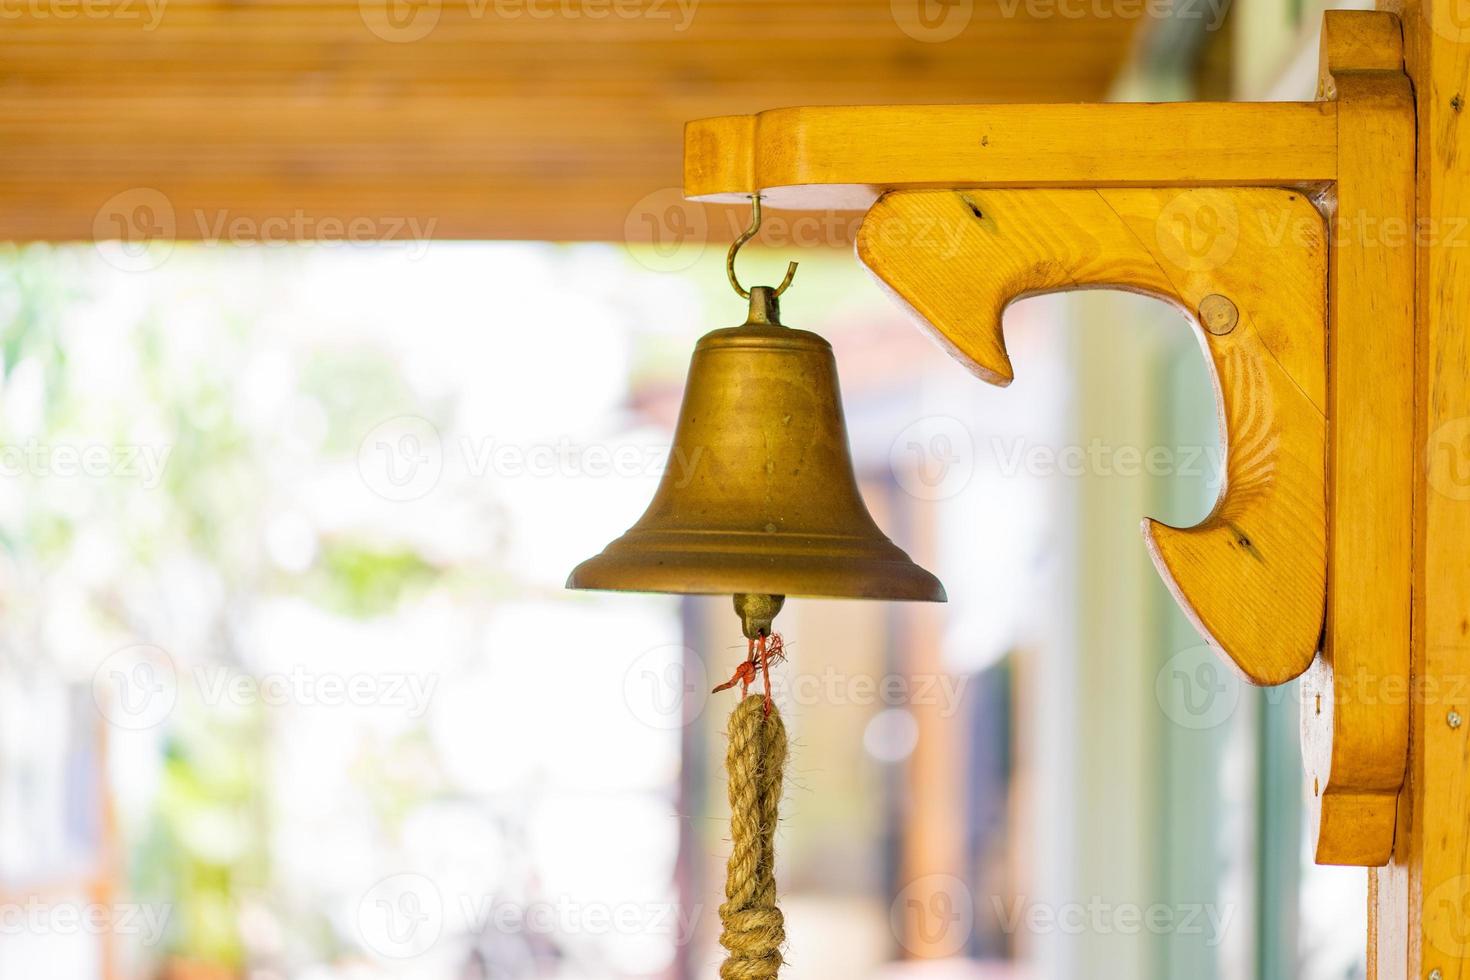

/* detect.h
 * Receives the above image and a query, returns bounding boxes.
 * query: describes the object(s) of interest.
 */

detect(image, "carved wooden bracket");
[859,185,1327,689]
[683,11,1414,867]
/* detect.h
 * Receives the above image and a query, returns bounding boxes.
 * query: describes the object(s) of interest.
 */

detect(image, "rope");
[719,693,787,979]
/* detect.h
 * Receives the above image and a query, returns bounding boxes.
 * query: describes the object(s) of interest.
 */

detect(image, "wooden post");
[1372,2,1470,976]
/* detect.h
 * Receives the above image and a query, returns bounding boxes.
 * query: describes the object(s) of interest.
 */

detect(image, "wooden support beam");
[1300,9,1416,869]
[684,102,1340,208]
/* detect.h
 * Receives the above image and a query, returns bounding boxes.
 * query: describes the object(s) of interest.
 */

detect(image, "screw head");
[1198,294,1240,335]
[1449,711,1463,730]
[1429,970,1443,980]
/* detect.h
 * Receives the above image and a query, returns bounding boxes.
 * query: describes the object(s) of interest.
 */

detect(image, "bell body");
[568,288,945,603]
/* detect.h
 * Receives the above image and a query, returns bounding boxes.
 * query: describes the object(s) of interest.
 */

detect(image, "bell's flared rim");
[566,531,947,603]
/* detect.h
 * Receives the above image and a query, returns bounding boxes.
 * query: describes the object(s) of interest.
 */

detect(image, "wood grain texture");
[1369,0,1470,975]
[0,0,1142,242]
[684,102,1340,208]
[856,187,1327,687]
[1299,9,1415,870]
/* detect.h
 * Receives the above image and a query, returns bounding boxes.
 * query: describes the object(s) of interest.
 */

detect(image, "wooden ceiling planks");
[0,1,1142,242]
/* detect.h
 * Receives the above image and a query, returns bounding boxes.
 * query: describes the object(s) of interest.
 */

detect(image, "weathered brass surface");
[734,594,785,639]
[567,285,946,605]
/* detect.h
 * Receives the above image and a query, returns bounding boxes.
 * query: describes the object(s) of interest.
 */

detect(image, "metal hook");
[726,194,798,300]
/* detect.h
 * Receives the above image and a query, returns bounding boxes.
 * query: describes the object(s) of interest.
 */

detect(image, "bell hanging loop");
[726,194,798,300]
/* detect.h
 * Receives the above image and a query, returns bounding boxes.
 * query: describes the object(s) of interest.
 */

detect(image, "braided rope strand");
[719,694,787,979]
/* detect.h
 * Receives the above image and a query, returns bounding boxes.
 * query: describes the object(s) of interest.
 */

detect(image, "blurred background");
[0,0,1372,978]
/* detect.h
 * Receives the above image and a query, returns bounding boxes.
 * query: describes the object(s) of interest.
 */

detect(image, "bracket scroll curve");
[857,186,1327,687]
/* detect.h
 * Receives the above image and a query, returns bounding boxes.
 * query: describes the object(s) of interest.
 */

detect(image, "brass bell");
[568,200,945,638]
